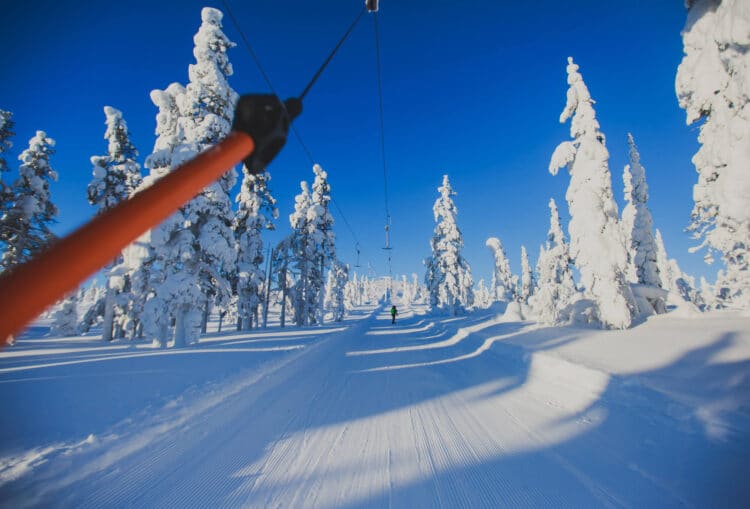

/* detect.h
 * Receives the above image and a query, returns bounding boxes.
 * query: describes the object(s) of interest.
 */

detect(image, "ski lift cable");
[299,5,367,100]
[373,11,392,247]
[220,0,278,95]
[220,0,364,252]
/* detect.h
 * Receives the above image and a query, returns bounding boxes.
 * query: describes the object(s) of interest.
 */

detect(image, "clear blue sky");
[0,1,710,285]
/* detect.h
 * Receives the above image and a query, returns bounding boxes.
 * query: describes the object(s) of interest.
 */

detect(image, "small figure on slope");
[390,305,398,324]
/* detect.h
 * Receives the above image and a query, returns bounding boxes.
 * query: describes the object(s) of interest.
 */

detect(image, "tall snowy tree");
[0,110,14,205]
[324,261,348,322]
[140,83,189,346]
[51,295,78,336]
[549,57,636,329]
[142,8,239,346]
[655,229,700,307]
[176,6,239,339]
[88,106,142,211]
[622,133,661,289]
[0,109,15,260]
[288,165,336,326]
[676,0,750,310]
[485,237,516,302]
[0,131,58,272]
[289,181,315,326]
[88,106,142,341]
[234,169,277,330]
[424,175,474,315]
[519,245,534,304]
[529,198,579,325]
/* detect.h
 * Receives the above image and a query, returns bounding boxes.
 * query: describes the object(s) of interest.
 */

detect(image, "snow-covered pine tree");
[51,294,78,336]
[0,109,14,212]
[310,165,336,324]
[529,198,579,324]
[0,131,58,272]
[287,165,336,326]
[289,181,315,326]
[235,170,277,329]
[88,106,142,341]
[621,133,666,315]
[549,57,636,329]
[325,261,348,321]
[424,175,474,315]
[700,276,718,310]
[142,8,239,346]
[141,83,190,346]
[622,133,661,288]
[485,237,516,302]
[655,228,700,307]
[474,279,492,309]
[676,0,750,310]
[88,106,142,211]
[175,6,239,339]
[519,245,535,304]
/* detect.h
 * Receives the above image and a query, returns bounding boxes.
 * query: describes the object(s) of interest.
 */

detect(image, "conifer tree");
[549,57,635,329]
[0,131,58,272]
[677,0,750,310]
[424,175,474,315]
[0,109,14,211]
[485,237,516,302]
[88,106,142,341]
[621,133,660,288]
[141,83,189,346]
[287,165,336,326]
[324,261,348,321]
[519,245,534,304]
[235,170,277,330]
[529,198,579,324]
[143,7,239,346]
[52,295,78,336]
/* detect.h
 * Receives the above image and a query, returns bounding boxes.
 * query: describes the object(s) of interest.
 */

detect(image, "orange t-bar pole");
[0,130,255,342]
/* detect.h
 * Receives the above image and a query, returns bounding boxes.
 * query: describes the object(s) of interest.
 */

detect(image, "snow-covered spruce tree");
[289,181,315,326]
[621,133,666,315]
[288,165,336,326]
[0,131,58,272]
[549,57,636,329]
[88,106,142,341]
[88,106,142,211]
[0,109,14,215]
[143,7,239,346]
[175,6,238,339]
[51,294,78,336]
[310,165,336,324]
[485,237,516,302]
[622,133,661,287]
[324,261,348,321]
[519,245,535,304]
[140,83,189,346]
[529,198,579,324]
[677,0,750,310]
[655,228,700,307]
[474,278,492,309]
[235,170,277,330]
[424,175,474,315]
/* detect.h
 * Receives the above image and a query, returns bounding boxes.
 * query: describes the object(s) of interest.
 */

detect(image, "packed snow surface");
[1,303,749,507]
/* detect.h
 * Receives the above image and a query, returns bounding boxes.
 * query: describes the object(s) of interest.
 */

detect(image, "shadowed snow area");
[1,304,749,507]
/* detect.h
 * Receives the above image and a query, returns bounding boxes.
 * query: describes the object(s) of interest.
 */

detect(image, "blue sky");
[0,1,709,285]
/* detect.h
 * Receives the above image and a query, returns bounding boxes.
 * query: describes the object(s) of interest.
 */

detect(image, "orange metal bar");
[0,130,255,342]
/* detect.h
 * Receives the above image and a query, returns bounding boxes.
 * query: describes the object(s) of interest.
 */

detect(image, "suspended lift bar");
[0,96,301,343]
[0,0,376,343]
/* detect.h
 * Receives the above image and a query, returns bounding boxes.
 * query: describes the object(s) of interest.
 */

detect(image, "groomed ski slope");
[1,303,749,507]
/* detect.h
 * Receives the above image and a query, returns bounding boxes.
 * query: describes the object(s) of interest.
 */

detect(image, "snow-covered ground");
[1,303,749,507]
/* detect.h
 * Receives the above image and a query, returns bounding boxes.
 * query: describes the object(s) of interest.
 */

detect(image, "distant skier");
[390,305,398,324]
